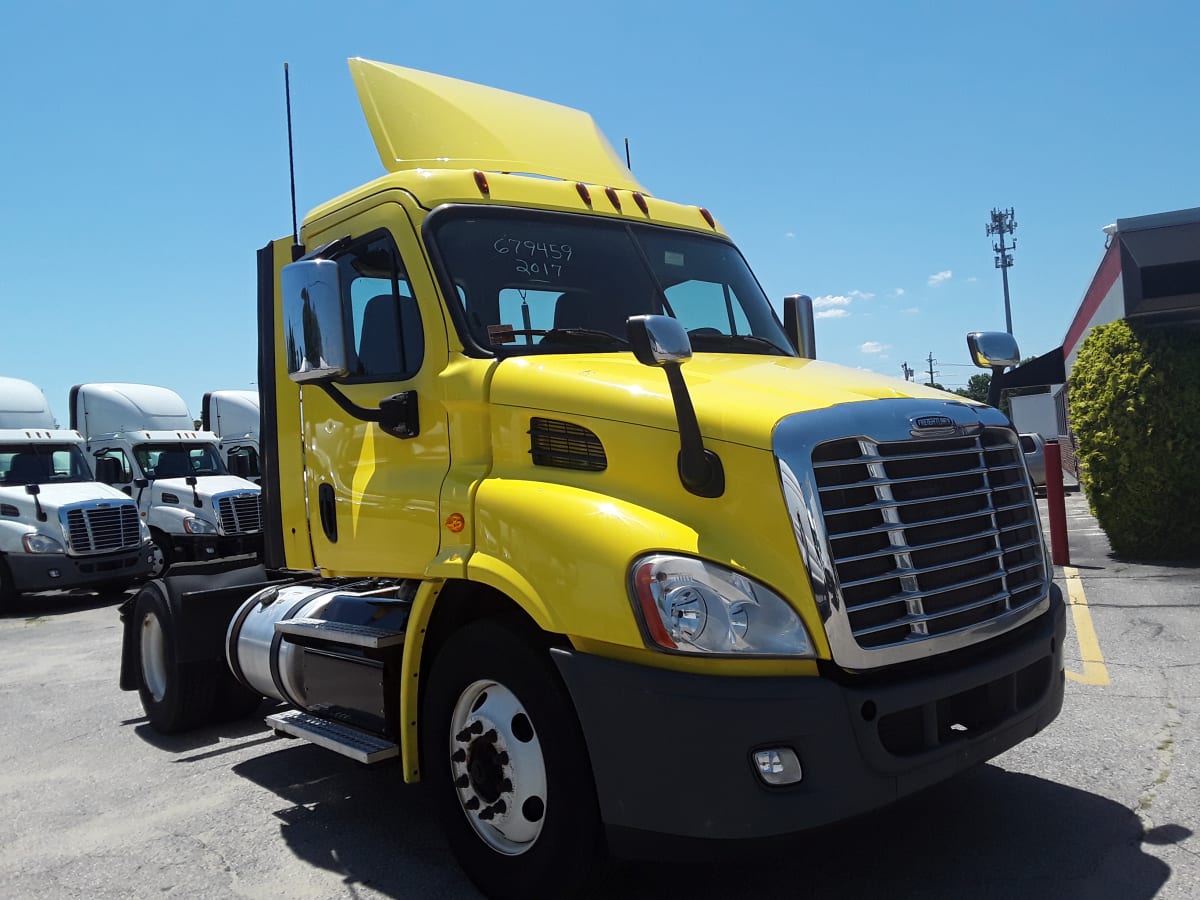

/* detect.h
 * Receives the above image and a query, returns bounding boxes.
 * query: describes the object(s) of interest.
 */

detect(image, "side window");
[337,230,424,380]
[663,279,751,335]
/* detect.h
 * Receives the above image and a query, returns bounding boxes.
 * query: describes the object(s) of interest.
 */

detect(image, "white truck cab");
[70,383,263,576]
[0,376,152,610]
[201,390,261,484]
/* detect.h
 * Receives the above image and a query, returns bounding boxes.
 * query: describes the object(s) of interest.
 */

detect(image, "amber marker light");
[604,186,621,211]
[445,513,466,533]
[473,170,490,197]
[632,191,649,215]
[576,182,592,206]
[699,207,716,229]
[632,561,677,650]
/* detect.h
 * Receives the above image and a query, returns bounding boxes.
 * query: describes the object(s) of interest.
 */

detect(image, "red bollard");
[1043,440,1070,566]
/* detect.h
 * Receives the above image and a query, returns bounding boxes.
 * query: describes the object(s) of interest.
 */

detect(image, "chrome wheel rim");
[449,679,547,855]
[140,611,167,702]
[148,542,166,578]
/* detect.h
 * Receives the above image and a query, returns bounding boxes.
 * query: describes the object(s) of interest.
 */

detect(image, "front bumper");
[552,584,1065,856]
[164,532,263,564]
[6,544,153,593]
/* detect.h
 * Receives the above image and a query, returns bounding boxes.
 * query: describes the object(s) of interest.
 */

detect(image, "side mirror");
[966,331,1022,408]
[627,314,692,367]
[626,315,723,498]
[94,456,122,484]
[228,453,250,478]
[783,295,816,360]
[282,259,350,384]
[967,332,1020,369]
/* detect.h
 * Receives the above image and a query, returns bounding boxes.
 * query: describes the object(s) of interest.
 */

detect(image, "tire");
[212,669,264,723]
[134,582,216,733]
[0,560,19,615]
[423,618,601,900]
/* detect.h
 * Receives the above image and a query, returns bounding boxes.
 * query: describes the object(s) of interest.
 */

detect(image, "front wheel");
[147,531,173,578]
[423,618,601,900]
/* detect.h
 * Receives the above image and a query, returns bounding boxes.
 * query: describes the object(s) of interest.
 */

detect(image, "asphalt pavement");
[0,491,1196,899]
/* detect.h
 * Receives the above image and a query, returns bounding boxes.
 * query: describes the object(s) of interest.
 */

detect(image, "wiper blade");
[540,328,631,347]
[687,332,790,355]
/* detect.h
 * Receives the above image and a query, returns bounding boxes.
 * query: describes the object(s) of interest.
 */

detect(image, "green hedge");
[1069,319,1200,560]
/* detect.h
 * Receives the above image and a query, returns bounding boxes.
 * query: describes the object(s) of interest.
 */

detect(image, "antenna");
[285,63,303,261]
[624,137,631,169]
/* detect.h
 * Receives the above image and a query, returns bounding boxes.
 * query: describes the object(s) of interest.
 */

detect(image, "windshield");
[431,210,795,356]
[134,442,227,479]
[0,443,94,486]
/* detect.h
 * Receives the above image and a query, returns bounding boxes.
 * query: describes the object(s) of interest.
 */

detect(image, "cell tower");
[986,207,1017,335]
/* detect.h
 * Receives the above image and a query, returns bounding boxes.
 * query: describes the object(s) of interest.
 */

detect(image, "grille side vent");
[529,418,607,471]
[1,504,18,517]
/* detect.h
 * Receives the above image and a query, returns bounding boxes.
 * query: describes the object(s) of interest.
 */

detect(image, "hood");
[489,353,968,449]
[153,475,259,499]
[347,58,643,191]
[0,480,136,512]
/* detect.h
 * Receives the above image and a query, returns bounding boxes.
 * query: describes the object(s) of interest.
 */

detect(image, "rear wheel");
[423,618,601,900]
[134,583,216,733]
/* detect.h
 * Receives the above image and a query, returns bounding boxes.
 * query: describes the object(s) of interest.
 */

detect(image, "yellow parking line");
[1063,565,1110,685]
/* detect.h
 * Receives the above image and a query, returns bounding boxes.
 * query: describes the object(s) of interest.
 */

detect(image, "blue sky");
[2,1,1197,419]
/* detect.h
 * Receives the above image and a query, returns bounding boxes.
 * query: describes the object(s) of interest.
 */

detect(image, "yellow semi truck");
[119,59,1064,899]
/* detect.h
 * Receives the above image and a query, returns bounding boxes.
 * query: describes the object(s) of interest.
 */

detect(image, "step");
[266,709,399,764]
[274,617,406,649]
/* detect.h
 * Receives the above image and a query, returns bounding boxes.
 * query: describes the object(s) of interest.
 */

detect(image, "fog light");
[752,747,802,785]
[48,569,62,579]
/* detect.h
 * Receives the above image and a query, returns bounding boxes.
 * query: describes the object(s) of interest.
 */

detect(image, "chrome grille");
[65,504,141,554]
[218,493,262,534]
[813,428,1046,650]
[775,399,1051,670]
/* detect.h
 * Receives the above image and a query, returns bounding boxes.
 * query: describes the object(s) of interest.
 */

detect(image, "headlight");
[139,518,151,541]
[22,533,65,554]
[183,516,218,535]
[630,554,814,656]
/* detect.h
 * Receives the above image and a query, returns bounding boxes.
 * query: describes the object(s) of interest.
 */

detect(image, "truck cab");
[0,376,151,610]
[201,389,261,484]
[120,60,1065,900]
[70,383,263,575]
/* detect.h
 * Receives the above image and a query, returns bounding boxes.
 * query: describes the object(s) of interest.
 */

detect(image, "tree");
[954,373,991,403]
[1069,320,1200,560]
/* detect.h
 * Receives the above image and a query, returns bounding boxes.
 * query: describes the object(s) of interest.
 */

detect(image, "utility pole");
[901,362,914,382]
[926,351,937,387]
[985,207,1017,334]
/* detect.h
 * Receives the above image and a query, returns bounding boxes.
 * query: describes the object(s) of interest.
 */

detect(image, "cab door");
[299,202,450,577]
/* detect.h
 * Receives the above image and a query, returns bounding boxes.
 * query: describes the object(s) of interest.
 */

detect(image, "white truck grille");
[66,504,141,554]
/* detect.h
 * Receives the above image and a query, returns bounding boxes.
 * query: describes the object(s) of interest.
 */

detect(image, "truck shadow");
[1,588,131,619]
[232,751,1175,899]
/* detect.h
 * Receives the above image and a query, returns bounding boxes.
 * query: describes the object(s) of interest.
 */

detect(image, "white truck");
[0,376,152,610]
[201,390,261,484]
[69,383,263,576]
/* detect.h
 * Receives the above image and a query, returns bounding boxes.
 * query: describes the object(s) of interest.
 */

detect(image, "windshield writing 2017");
[493,237,573,280]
